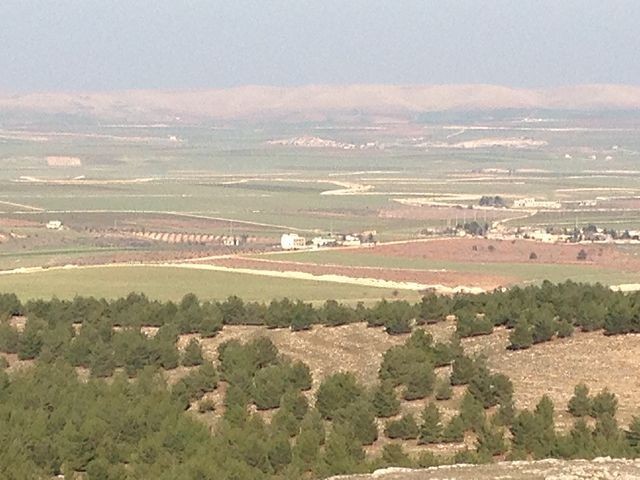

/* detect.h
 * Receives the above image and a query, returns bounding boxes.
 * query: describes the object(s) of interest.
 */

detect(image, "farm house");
[280,233,306,250]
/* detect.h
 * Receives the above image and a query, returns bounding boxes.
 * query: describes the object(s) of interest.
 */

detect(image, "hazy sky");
[1,0,639,92]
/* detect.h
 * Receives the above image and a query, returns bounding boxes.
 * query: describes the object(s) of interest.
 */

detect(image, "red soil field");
[206,256,514,289]
[354,238,640,271]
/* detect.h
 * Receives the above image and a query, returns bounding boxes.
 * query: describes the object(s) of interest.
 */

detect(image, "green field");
[1,116,640,296]
[0,266,418,303]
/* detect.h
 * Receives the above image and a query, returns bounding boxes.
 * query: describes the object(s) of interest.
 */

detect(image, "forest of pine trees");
[1,283,640,478]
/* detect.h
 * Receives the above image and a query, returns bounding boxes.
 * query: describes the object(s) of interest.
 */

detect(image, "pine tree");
[384,414,419,440]
[267,431,292,473]
[181,338,204,367]
[441,415,465,443]
[17,326,43,360]
[476,422,506,456]
[316,372,364,420]
[293,418,322,467]
[568,383,591,417]
[381,444,412,467]
[459,391,485,432]
[287,360,312,391]
[450,355,476,385]
[334,400,378,445]
[556,318,574,338]
[508,319,533,350]
[591,388,618,419]
[252,365,287,410]
[320,425,365,476]
[372,381,401,417]
[435,377,453,401]
[402,363,435,401]
[418,402,442,444]
[199,302,223,337]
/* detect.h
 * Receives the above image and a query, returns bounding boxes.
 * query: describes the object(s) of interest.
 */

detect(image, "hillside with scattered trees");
[1,283,640,478]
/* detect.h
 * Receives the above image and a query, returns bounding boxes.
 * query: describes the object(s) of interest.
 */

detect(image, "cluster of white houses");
[512,198,561,209]
[280,232,375,250]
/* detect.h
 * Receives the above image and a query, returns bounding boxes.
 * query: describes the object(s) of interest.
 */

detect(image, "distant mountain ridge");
[1,84,640,122]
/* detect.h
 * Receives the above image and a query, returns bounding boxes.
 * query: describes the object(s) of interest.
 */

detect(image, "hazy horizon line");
[3,82,640,96]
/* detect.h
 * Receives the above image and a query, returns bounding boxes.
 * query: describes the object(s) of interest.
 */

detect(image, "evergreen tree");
[319,425,365,477]
[17,325,43,360]
[556,318,574,338]
[371,381,401,418]
[476,422,506,456]
[567,418,596,458]
[531,306,557,344]
[380,443,412,467]
[267,431,292,473]
[435,377,453,401]
[459,391,485,432]
[450,355,476,385]
[418,402,443,444]
[384,414,419,440]
[417,294,447,324]
[293,412,324,468]
[403,362,435,400]
[441,415,465,443]
[591,388,618,419]
[252,365,287,410]
[508,319,533,350]
[0,323,19,354]
[199,302,223,337]
[316,372,364,420]
[568,383,592,417]
[181,338,204,367]
[334,400,378,445]
[290,311,312,331]
[287,360,312,391]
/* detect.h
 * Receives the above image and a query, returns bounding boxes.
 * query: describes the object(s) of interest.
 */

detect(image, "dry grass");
[190,323,408,389]
[462,328,640,428]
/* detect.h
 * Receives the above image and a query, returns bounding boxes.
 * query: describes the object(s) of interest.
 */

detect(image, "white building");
[312,237,337,248]
[46,220,63,230]
[280,233,306,250]
[512,198,561,209]
[342,234,361,246]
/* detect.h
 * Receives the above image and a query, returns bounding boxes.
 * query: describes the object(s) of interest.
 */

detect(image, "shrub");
[198,398,215,413]
[385,414,419,440]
